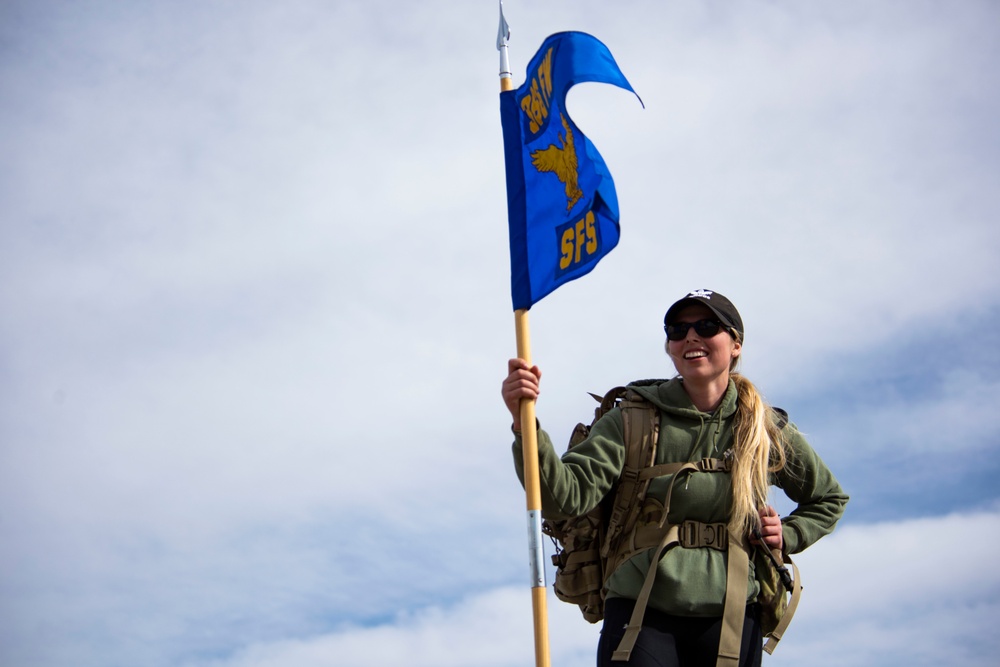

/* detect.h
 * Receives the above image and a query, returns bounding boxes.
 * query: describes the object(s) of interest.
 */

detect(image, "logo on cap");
[688,289,714,300]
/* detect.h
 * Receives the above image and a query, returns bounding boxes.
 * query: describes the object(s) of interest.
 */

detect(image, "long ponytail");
[729,372,789,537]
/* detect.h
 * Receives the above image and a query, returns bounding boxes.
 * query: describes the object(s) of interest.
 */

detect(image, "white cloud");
[817,370,1000,457]
[186,508,1000,667]
[188,587,596,667]
[768,507,1000,667]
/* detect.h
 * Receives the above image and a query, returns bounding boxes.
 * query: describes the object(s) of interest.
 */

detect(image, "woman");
[502,289,848,667]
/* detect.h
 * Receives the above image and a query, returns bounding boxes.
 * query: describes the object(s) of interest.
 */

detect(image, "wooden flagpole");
[514,309,551,667]
[499,4,552,666]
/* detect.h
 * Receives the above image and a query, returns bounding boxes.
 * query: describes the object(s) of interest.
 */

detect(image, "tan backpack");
[541,383,802,663]
[542,385,658,623]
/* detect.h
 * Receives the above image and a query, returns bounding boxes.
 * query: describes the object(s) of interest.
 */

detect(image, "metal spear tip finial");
[497,0,512,81]
[497,0,510,50]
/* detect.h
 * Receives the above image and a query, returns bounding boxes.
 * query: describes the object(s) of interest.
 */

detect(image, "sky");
[1,1,998,666]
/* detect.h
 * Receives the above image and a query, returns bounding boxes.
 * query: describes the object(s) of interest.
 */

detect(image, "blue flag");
[501,31,641,311]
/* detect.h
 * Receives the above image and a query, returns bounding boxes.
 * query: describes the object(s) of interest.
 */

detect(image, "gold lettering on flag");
[520,47,554,134]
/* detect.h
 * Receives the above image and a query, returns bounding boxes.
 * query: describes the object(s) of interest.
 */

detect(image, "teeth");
[684,351,707,359]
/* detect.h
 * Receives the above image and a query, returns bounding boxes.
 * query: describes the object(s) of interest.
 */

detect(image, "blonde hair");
[665,327,791,537]
[729,372,790,536]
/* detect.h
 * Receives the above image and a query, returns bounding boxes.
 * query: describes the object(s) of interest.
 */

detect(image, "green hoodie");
[512,377,848,617]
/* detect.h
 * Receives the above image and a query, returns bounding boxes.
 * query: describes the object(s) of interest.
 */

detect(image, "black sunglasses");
[664,318,729,341]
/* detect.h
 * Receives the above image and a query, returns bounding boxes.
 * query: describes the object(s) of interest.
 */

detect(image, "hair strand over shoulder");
[729,372,789,537]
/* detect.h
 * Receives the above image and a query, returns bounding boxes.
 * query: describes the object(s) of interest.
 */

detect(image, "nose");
[680,323,701,342]
[665,323,701,346]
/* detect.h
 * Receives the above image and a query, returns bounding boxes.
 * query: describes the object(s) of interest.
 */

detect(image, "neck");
[681,374,730,412]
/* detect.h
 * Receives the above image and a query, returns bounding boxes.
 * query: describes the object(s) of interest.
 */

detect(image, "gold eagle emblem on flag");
[529,113,583,211]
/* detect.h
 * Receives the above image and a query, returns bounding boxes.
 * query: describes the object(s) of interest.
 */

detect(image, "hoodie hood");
[626,377,739,421]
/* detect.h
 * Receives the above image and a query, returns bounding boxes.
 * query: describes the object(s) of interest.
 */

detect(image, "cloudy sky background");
[2,1,998,666]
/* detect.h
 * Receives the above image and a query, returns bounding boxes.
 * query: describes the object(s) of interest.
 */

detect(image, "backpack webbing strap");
[716,529,750,667]
[632,519,729,552]
[608,524,754,664]
[610,460,699,662]
[638,456,732,481]
[609,457,731,572]
[610,464,755,665]
[763,555,801,655]
[610,522,682,662]
[601,394,659,560]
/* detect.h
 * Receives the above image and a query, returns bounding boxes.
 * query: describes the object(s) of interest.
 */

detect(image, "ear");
[731,340,742,358]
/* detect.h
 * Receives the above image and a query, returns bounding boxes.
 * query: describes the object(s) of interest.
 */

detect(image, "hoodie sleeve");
[512,409,626,519]
[772,423,849,554]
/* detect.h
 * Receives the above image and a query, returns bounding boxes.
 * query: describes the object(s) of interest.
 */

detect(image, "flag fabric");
[501,31,641,311]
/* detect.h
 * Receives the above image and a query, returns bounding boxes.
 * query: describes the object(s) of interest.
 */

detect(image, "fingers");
[504,359,541,396]
[502,358,542,428]
[755,505,783,551]
[507,357,541,379]
[505,358,541,391]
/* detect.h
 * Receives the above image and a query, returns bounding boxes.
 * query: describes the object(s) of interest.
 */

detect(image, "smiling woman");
[664,300,742,410]
[501,289,848,667]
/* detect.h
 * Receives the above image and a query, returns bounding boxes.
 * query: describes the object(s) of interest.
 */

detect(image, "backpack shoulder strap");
[763,553,802,654]
[716,530,751,666]
[602,388,659,559]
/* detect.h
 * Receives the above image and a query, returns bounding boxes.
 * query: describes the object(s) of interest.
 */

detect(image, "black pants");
[597,598,763,667]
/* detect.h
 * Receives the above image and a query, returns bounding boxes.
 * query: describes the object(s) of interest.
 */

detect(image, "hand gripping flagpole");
[498,5,552,667]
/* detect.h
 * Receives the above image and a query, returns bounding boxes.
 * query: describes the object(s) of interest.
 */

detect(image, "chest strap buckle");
[679,520,729,550]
